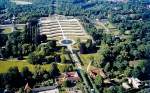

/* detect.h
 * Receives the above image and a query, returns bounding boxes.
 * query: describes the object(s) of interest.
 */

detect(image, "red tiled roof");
[57,72,80,81]
[90,68,106,78]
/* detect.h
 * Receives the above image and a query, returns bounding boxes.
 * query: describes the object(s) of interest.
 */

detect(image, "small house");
[66,72,80,83]
[57,71,80,85]
[90,68,106,79]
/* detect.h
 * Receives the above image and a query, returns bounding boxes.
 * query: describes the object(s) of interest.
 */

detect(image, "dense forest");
[0,0,150,93]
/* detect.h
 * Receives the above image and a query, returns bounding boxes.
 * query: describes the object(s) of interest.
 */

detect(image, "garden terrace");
[39,15,91,42]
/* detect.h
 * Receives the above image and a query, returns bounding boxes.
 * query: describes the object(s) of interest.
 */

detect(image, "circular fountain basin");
[59,39,75,46]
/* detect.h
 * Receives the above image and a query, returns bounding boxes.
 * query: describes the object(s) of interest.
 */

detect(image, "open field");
[1,28,12,34]
[0,58,70,73]
[0,25,25,34]
[106,22,120,35]
[95,19,120,36]
[0,59,51,73]
[80,53,100,70]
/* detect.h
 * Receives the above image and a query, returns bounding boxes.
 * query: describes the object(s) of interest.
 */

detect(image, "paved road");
[67,45,82,69]
[56,16,82,69]
[87,60,92,72]
[56,17,93,92]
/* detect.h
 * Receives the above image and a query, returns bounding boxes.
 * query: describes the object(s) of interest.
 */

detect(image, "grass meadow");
[0,58,70,73]
[0,59,51,73]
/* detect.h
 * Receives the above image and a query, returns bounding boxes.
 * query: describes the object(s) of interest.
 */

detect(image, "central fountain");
[59,39,75,46]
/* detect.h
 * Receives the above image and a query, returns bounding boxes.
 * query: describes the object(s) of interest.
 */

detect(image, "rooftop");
[32,85,59,93]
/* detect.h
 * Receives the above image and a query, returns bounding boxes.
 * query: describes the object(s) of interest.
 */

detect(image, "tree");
[18,87,24,93]
[63,80,75,87]
[7,67,24,88]
[114,86,124,93]
[103,87,113,93]
[103,86,121,93]
[5,40,12,56]
[17,43,23,60]
[40,34,47,42]
[34,34,41,45]
[94,75,103,87]
[61,47,65,54]
[55,55,61,62]
[22,44,32,56]
[76,38,81,48]
[28,52,44,64]
[0,74,4,88]
[22,67,32,81]
[28,53,39,64]
[32,65,46,82]
[66,65,74,72]
[0,34,7,47]
[79,43,87,54]
[43,73,49,80]
[47,40,56,49]
[0,47,8,58]
[124,67,132,77]
[132,67,142,78]
[86,39,93,53]
[98,43,110,57]
[61,55,66,63]
[12,45,18,57]
[104,62,110,72]
[132,50,141,59]
[144,45,150,58]
[49,63,60,78]
[39,46,49,56]
[114,60,128,71]
[90,29,103,44]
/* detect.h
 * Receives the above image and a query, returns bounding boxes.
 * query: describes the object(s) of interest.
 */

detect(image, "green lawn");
[0,58,70,73]
[57,63,71,73]
[95,24,104,29]
[2,28,12,34]
[0,59,51,73]
[1,26,25,34]
[104,22,120,35]
[80,53,99,63]
[80,53,100,70]
[95,21,120,36]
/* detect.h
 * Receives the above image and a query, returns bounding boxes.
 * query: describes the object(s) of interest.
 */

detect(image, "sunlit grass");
[0,58,70,73]
[80,53,99,70]
[95,20,121,36]
[2,28,12,34]
[105,22,120,35]
[0,59,51,73]
[57,63,70,73]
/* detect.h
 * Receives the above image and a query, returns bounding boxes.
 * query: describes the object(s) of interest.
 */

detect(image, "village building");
[89,68,106,79]
[57,71,80,85]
